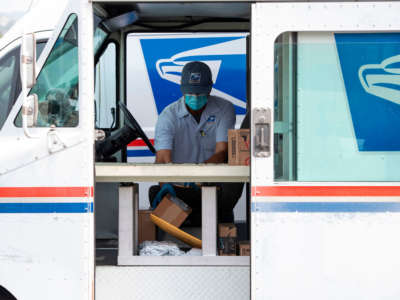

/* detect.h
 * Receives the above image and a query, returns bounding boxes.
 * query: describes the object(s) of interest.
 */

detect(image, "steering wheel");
[119,102,156,154]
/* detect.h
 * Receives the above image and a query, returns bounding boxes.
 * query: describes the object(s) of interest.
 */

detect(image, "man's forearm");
[204,150,228,163]
[155,149,172,186]
[205,141,229,163]
[155,149,172,164]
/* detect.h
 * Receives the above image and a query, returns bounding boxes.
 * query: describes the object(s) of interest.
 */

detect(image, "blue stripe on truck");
[0,202,93,213]
[127,150,155,157]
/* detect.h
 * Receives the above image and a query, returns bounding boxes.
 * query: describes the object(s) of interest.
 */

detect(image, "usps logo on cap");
[189,73,201,84]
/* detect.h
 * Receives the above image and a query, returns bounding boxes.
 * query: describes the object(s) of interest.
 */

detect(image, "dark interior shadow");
[0,286,17,300]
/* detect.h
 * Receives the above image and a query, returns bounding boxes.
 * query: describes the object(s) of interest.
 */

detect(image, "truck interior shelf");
[95,163,250,182]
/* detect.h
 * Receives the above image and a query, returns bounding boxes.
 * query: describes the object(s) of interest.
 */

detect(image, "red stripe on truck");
[252,186,400,197]
[128,139,154,147]
[0,187,94,198]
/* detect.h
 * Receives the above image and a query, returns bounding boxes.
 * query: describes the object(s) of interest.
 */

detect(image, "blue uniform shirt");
[155,95,236,163]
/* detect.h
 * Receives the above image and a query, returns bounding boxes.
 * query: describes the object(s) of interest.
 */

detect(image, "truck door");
[251,2,400,299]
[0,1,95,299]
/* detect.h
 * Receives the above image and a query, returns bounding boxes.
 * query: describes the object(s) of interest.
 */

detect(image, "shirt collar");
[177,97,190,118]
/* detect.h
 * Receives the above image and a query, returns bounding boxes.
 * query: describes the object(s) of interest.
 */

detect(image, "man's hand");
[151,183,176,209]
[204,141,228,163]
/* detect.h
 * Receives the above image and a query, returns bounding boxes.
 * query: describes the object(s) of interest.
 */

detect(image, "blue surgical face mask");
[184,94,208,111]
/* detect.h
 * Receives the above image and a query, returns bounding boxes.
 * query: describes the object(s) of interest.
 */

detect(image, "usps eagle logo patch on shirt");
[207,116,216,122]
[189,72,201,84]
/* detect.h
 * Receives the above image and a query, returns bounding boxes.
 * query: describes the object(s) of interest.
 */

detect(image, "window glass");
[274,33,297,181]
[94,27,108,54]
[0,41,48,131]
[16,14,79,127]
[0,49,19,129]
[95,42,117,129]
[274,32,400,181]
[36,41,46,58]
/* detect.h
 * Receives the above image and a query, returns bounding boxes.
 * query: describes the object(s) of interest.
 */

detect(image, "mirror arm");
[22,94,39,138]
[20,33,38,138]
[22,115,37,138]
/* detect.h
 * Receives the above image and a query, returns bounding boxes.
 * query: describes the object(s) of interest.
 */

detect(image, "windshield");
[15,14,109,127]
[31,14,79,127]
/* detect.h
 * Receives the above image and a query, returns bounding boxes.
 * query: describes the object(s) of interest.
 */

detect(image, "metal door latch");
[253,108,271,157]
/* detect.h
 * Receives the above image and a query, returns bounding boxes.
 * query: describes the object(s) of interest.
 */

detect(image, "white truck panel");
[0,214,93,300]
[96,266,249,300]
[0,1,95,299]
[251,2,400,299]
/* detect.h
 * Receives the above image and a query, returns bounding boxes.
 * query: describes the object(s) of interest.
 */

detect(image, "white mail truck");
[1,1,400,300]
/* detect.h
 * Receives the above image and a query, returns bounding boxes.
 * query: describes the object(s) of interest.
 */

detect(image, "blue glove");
[152,183,176,209]
[183,182,200,191]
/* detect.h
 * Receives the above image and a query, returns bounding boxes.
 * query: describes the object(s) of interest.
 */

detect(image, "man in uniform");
[149,61,243,225]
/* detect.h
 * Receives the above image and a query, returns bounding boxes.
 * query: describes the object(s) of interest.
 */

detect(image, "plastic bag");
[139,241,185,256]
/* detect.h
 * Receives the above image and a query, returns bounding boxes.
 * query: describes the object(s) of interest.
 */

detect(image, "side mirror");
[22,93,38,127]
[20,33,37,89]
[21,33,38,138]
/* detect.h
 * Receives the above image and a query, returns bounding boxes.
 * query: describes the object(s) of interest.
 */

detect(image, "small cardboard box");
[238,241,250,256]
[152,195,192,228]
[138,210,156,244]
[218,223,237,256]
[228,129,250,166]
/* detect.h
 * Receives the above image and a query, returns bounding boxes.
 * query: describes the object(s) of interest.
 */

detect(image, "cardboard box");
[218,223,237,256]
[228,129,250,165]
[152,195,192,228]
[239,241,250,256]
[138,210,156,244]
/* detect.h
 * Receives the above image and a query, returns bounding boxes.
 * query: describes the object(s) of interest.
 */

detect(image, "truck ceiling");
[95,3,251,23]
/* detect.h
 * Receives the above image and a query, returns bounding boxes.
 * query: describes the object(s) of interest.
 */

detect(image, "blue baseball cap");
[180,61,213,95]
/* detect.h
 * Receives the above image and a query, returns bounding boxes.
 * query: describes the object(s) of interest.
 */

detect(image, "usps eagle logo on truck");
[359,54,400,106]
[140,35,247,115]
[336,33,400,151]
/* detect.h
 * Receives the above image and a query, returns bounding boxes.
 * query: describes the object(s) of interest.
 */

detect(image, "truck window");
[94,26,108,54]
[0,41,47,131]
[95,42,117,129]
[36,41,46,58]
[16,14,79,127]
[0,48,19,130]
[274,32,400,181]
